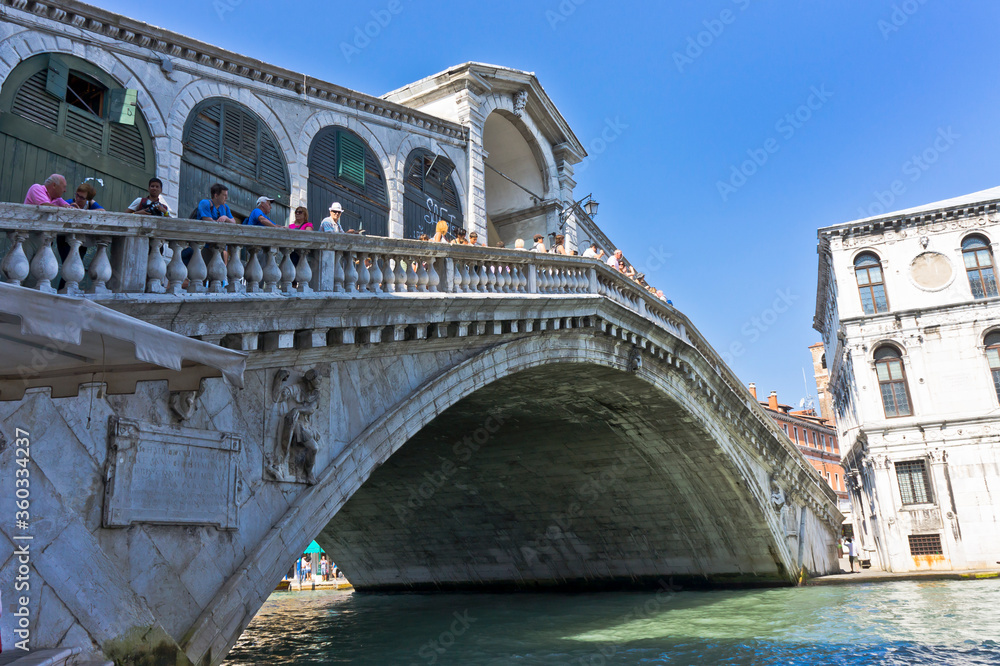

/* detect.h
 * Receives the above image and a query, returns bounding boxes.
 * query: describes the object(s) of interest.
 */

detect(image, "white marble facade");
[815,186,1000,572]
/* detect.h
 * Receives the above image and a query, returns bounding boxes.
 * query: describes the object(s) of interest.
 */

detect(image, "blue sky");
[99,0,1000,414]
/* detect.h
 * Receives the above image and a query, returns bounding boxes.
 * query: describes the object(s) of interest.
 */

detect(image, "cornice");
[2,0,468,141]
[819,198,1000,241]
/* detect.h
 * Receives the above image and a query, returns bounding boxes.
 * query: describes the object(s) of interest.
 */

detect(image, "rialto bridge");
[0,205,841,665]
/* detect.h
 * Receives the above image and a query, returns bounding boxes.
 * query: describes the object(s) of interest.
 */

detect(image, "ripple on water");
[224,579,1000,665]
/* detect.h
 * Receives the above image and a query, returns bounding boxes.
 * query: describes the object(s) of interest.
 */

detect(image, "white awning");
[0,283,246,400]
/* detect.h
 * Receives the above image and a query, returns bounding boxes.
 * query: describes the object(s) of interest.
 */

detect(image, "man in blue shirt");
[244,196,279,227]
[197,183,238,224]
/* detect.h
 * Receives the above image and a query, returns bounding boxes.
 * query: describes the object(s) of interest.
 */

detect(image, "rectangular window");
[908,533,943,556]
[793,427,798,443]
[896,459,933,504]
[782,424,788,435]
[835,473,840,489]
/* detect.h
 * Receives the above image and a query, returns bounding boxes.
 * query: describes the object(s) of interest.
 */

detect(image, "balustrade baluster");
[262,247,282,293]
[343,251,359,293]
[538,266,550,293]
[456,261,469,292]
[518,266,528,292]
[558,268,569,294]
[467,262,479,292]
[245,247,263,293]
[415,256,429,292]
[486,263,497,292]
[28,232,58,293]
[145,237,166,294]
[477,264,488,293]
[207,244,227,293]
[500,265,512,293]
[296,249,313,293]
[333,250,345,292]
[1,232,29,285]
[87,238,112,294]
[404,257,418,292]
[279,248,296,293]
[394,255,408,292]
[426,257,440,292]
[356,252,371,292]
[227,245,245,293]
[369,254,383,293]
[165,241,187,294]
[382,254,396,293]
[185,242,208,294]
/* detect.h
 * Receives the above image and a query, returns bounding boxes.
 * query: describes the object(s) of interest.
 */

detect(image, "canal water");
[225,579,1000,665]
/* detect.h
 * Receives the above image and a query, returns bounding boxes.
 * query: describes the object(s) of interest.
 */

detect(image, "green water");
[225,579,1000,665]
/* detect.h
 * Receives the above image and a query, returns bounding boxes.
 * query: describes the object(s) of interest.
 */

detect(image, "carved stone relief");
[265,368,323,484]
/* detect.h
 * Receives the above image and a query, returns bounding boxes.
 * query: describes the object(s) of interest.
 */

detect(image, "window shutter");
[12,70,60,130]
[338,131,365,188]
[108,88,137,125]
[64,106,104,152]
[186,104,222,159]
[45,54,69,99]
[109,122,146,168]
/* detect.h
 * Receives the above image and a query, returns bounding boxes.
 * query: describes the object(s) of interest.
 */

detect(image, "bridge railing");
[0,205,670,307]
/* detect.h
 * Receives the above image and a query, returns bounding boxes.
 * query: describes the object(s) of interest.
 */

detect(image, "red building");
[750,384,847,500]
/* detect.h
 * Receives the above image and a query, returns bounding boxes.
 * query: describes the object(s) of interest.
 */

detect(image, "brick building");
[751,384,847,501]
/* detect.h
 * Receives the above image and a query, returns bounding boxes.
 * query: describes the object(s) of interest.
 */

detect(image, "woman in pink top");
[24,174,73,207]
[289,206,313,230]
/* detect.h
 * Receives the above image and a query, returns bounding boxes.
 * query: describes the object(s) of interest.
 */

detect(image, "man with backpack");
[126,177,171,217]
[194,183,238,224]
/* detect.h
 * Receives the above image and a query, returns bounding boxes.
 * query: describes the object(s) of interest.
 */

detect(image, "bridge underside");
[320,364,790,590]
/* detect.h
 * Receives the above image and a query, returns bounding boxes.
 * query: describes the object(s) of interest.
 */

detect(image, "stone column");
[455,83,489,237]
[553,144,579,251]
[867,454,904,571]
[928,448,966,570]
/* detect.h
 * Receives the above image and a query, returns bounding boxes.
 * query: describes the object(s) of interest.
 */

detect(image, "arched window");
[874,346,912,417]
[962,235,998,299]
[0,53,155,210]
[855,253,889,315]
[403,149,463,239]
[181,98,290,222]
[984,331,1000,402]
[307,127,388,236]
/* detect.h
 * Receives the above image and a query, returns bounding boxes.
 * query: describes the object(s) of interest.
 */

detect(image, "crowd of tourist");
[22,172,669,302]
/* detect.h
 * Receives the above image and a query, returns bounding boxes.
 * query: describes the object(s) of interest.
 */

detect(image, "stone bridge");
[0,205,841,665]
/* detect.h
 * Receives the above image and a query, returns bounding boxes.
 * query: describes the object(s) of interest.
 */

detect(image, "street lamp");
[583,197,599,218]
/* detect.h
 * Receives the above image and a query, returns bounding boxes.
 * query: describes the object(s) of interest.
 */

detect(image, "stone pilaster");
[455,85,489,236]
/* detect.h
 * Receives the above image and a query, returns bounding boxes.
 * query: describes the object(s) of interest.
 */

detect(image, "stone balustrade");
[0,203,673,315]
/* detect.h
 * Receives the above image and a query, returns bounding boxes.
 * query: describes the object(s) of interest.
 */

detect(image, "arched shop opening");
[0,53,155,210]
[402,149,463,239]
[307,127,388,236]
[180,98,290,222]
[482,111,549,247]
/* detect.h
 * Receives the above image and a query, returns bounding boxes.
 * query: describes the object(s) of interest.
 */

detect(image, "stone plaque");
[103,417,241,529]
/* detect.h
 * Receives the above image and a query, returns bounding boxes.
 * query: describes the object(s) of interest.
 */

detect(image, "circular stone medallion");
[910,252,953,290]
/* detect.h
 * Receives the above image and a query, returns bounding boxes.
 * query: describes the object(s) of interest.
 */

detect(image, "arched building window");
[962,235,998,299]
[307,127,388,236]
[403,149,463,239]
[180,98,290,222]
[0,53,155,210]
[874,346,912,418]
[855,253,889,315]
[984,331,1000,403]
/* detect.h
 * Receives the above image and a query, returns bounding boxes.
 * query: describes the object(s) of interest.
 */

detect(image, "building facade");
[0,0,588,247]
[815,186,1000,572]
[751,384,847,502]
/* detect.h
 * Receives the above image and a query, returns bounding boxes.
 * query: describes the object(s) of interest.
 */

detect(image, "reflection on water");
[225,579,1000,665]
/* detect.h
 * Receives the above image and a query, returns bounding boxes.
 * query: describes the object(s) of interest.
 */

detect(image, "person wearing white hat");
[320,202,345,233]
[243,195,278,227]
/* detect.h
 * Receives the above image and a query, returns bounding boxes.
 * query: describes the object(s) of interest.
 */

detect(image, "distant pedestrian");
[127,177,170,217]
[531,234,546,252]
[320,202,345,233]
[289,206,313,230]
[243,196,278,227]
[197,183,238,224]
[582,242,605,260]
[24,174,72,208]
[514,238,525,249]
[66,182,104,210]
[607,249,624,272]
[451,228,469,245]
[847,538,859,573]
[432,220,449,242]
[468,231,483,246]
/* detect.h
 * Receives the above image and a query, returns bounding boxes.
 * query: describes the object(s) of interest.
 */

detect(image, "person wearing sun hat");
[320,201,345,233]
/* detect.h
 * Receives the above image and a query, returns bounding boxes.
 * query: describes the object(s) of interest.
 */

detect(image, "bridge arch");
[184,328,802,663]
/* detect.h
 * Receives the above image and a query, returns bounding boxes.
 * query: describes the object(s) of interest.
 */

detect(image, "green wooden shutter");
[338,131,365,188]
[45,54,69,99]
[108,88,137,125]
[12,70,60,130]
